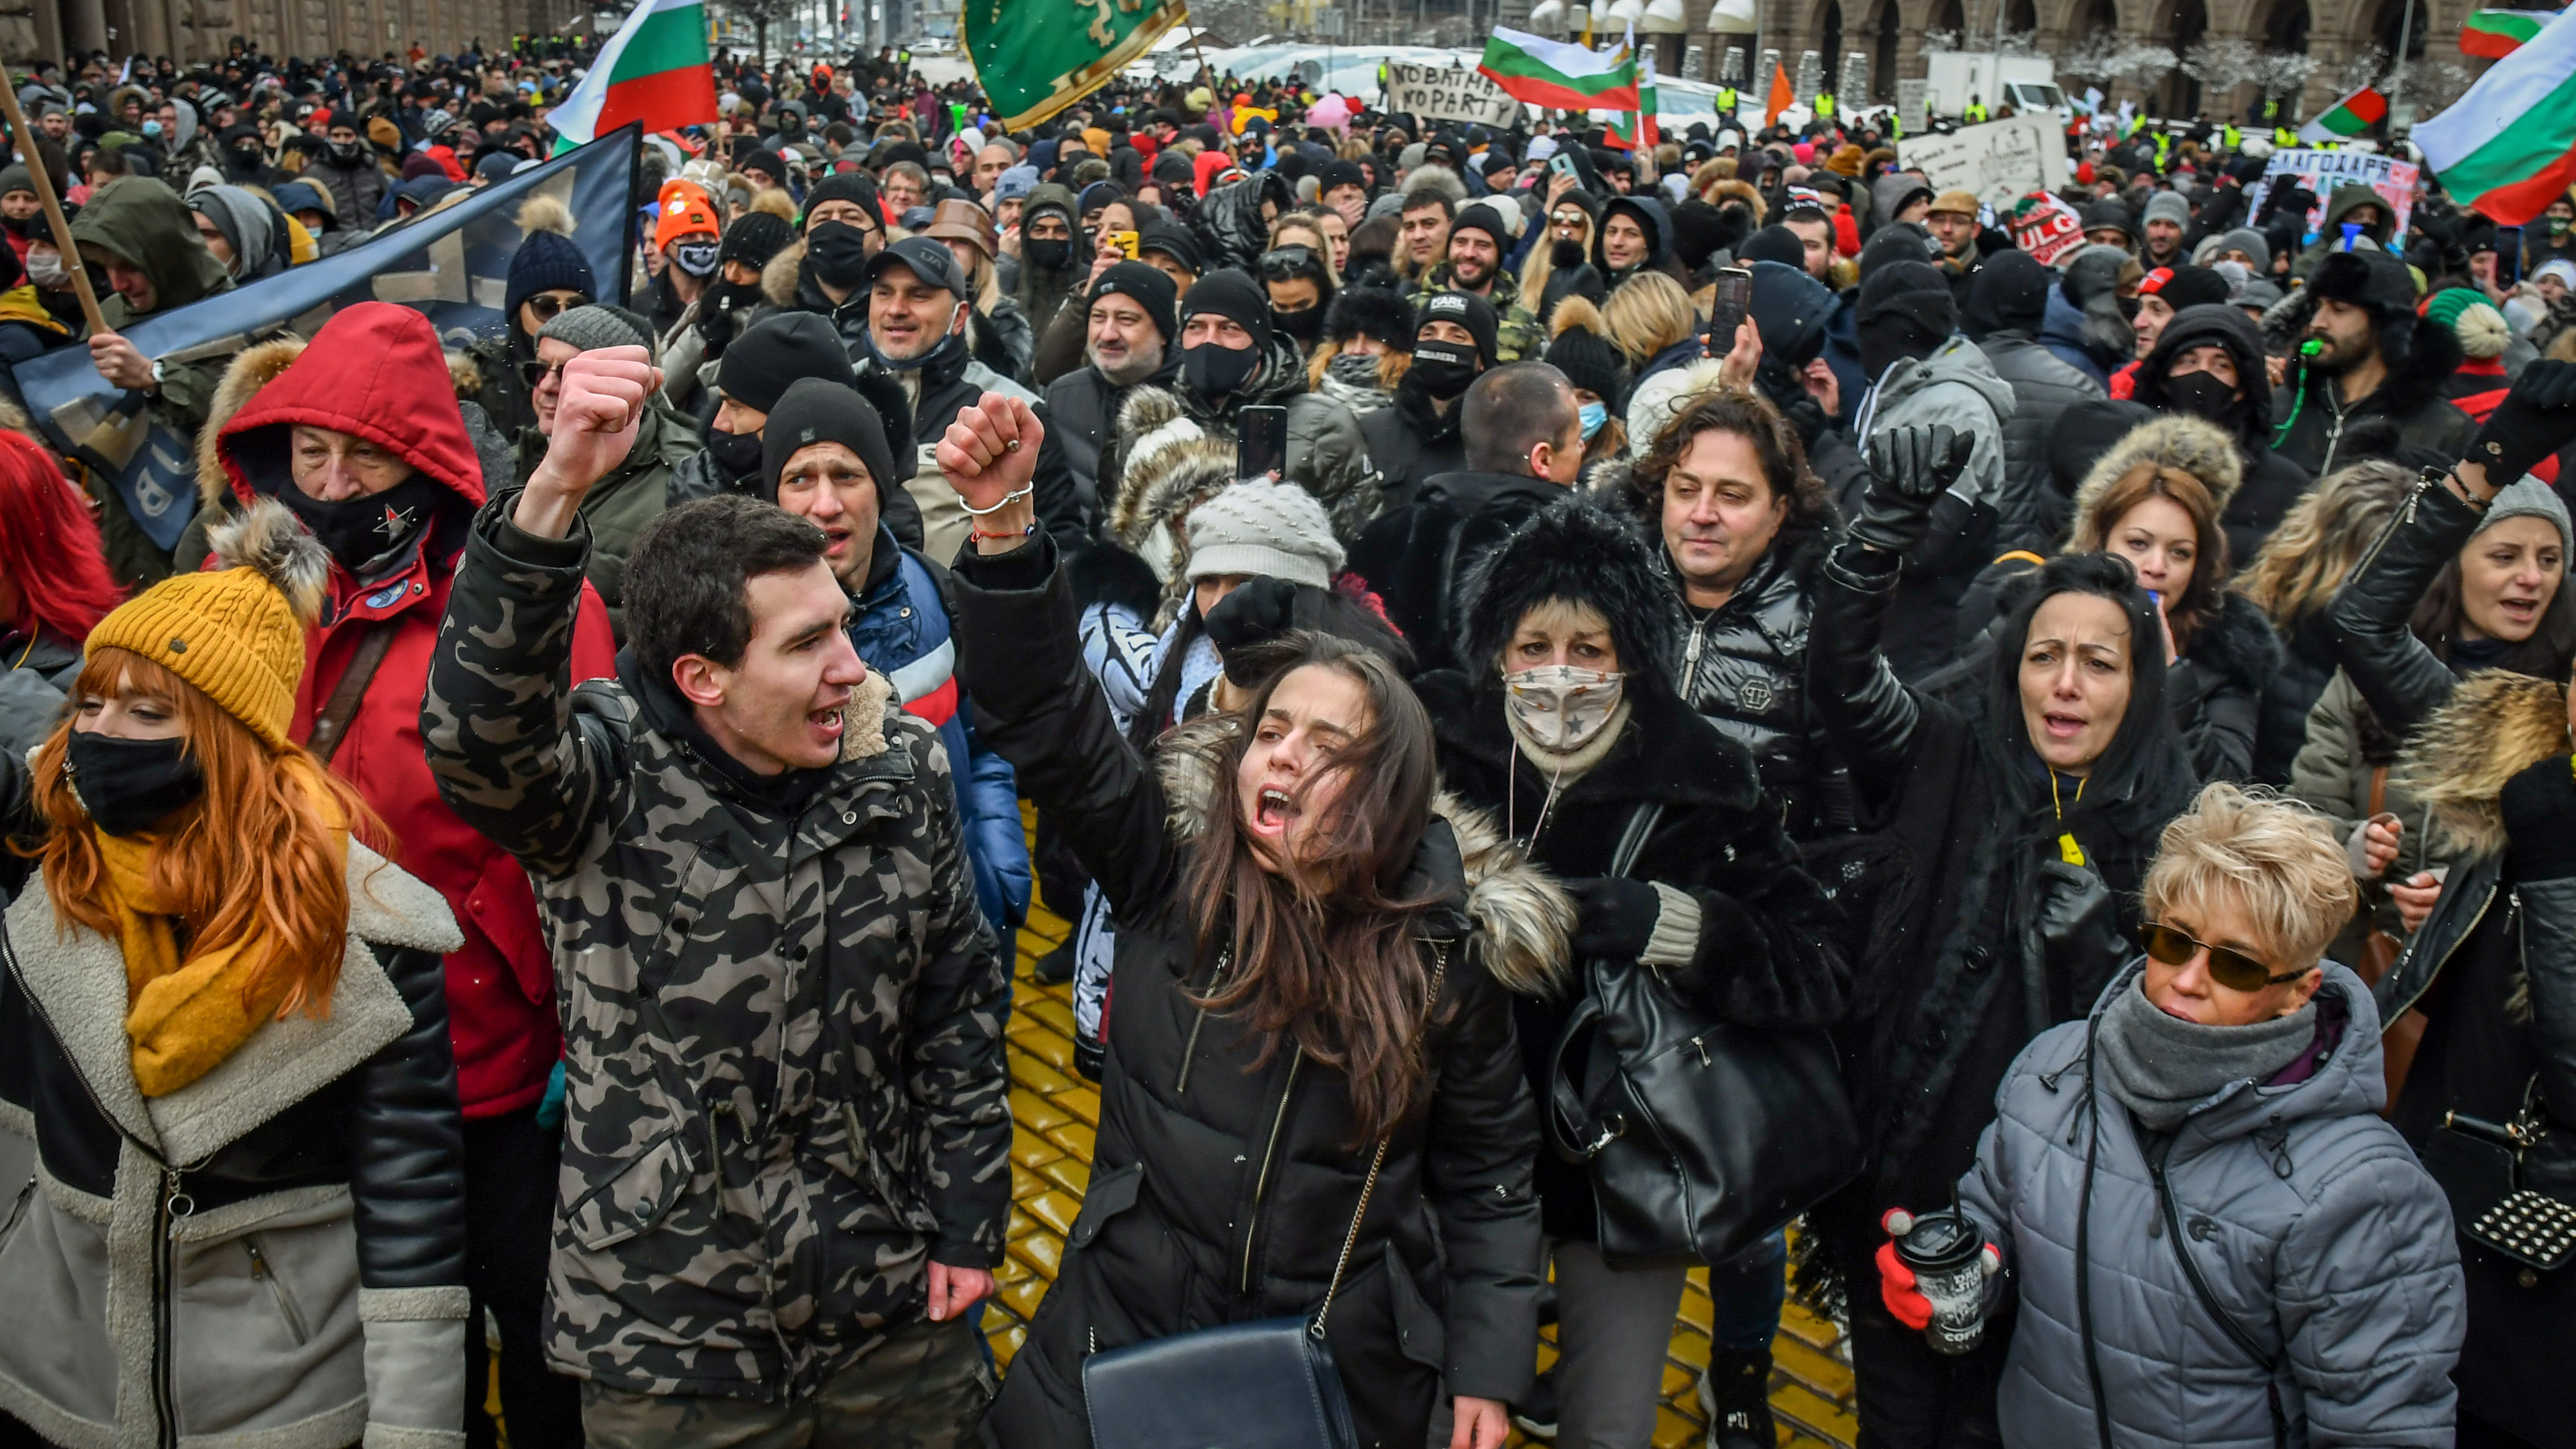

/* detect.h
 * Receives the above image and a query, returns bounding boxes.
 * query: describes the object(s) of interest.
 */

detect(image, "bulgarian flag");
[2420,3,2576,219]
[2463,7,2559,56]
[1598,43,1660,148]
[2297,84,2387,142]
[548,0,717,152]
[1479,27,1641,112]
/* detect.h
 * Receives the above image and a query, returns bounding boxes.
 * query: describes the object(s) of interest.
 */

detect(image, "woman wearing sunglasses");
[1804,442,2201,1441]
[1876,782,2464,1448]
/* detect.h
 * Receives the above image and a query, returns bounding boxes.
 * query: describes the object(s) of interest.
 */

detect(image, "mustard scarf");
[103,766,346,1097]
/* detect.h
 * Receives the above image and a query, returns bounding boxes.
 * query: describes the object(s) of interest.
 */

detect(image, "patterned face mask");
[1501,665,1624,751]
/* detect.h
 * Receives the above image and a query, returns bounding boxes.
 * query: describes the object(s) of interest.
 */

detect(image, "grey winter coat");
[1977,330,2103,551]
[1866,336,2021,544]
[1960,959,2465,1449]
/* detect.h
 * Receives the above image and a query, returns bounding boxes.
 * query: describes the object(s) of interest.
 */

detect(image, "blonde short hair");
[2140,783,2359,970]
[1602,271,1697,365]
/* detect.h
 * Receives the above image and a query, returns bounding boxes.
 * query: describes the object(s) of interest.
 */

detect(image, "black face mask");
[326,137,364,164]
[1856,312,1944,383]
[1270,305,1324,345]
[2163,368,2241,424]
[707,426,764,478]
[1182,340,1261,395]
[1025,236,1073,271]
[274,472,445,574]
[65,731,203,837]
[228,146,264,174]
[807,221,873,290]
[1406,340,1479,401]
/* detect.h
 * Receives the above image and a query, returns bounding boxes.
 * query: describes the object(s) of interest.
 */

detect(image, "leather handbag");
[1081,944,1450,1449]
[1547,803,1864,1269]
[2421,1077,2576,1276]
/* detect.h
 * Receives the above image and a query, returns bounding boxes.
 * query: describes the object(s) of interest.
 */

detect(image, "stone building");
[4,0,587,68]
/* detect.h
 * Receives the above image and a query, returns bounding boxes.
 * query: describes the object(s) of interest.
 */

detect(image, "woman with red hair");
[0,427,124,752]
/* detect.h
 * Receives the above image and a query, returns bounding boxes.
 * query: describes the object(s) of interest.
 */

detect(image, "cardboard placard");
[2244,149,2421,239]
[1385,61,1524,127]
[1899,115,2070,212]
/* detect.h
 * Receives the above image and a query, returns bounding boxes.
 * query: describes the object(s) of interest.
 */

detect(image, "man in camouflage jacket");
[420,346,1011,1446]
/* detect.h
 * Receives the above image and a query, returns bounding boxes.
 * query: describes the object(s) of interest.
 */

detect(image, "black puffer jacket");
[1192,171,1292,273]
[1346,469,1568,677]
[952,538,1561,1449]
[0,774,470,1449]
[1414,671,1852,1241]
[1360,380,1468,514]
[1979,330,2104,547]
[1668,530,1847,838]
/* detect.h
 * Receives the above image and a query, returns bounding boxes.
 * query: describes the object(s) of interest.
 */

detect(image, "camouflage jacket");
[420,496,1012,1400]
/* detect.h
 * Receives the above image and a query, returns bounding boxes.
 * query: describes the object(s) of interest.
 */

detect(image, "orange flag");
[1765,61,1794,125]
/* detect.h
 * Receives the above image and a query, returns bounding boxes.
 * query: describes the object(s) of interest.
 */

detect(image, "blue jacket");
[2040,287,2116,391]
[849,531,1032,931]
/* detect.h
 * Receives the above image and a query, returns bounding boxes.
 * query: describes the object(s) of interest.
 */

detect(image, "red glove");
[1876,1239,1933,1330]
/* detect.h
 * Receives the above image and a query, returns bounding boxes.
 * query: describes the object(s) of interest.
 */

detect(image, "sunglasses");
[2137,923,2308,993]
[1258,245,1319,279]
[522,292,584,324]
[517,357,567,390]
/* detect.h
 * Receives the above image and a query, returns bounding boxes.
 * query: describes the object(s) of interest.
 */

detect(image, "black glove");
[1568,877,1663,960]
[2501,752,2576,882]
[2468,360,2576,486]
[1203,575,1305,687]
[1848,425,1973,556]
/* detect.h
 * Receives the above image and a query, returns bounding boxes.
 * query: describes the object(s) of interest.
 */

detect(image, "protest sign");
[2010,191,2088,266]
[2244,148,2421,237]
[1899,115,2069,211]
[10,127,639,551]
[1387,60,1525,127]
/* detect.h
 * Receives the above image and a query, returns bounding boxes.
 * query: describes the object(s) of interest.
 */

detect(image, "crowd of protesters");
[0,24,2569,1449]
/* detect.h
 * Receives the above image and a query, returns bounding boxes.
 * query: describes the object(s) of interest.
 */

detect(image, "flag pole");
[0,79,104,336]
[2388,0,2415,136]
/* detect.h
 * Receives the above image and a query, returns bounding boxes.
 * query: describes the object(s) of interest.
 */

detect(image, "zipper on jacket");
[244,1236,312,1345]
[2348,473,2435,583]
[2386,878,2501,1023]
[0,1173,30,1253]
[154,1168,190,1449]
[1681,616,1708,698]
[1176,950,1230,1096]
[1237,1051,1303,1294]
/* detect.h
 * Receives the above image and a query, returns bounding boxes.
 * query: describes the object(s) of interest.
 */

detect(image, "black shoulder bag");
[1081,941,1451,1449]
[1547,802,1864,1269]
[2422,1075,2576,1276]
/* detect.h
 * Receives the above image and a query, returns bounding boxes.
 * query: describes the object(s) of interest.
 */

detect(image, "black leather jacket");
[1674,531,1847,838]
[2329,477,2485,739]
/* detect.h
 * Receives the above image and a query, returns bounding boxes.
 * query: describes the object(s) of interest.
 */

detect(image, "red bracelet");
[968,522,1037,544]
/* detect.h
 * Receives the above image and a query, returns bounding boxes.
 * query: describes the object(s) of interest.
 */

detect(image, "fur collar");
[1106,384,1234,619]
[1149,716,1572,997]
[2069,413,2246,528]
[7,841,458,1163]
[2393,671,2571,858]
[193,334,305,509]
[762,237,807,309]
[2264,286,2469,407]
[2181,591,2284,693]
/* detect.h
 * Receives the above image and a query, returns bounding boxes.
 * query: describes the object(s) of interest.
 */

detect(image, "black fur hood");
[2183,591,2286,696]
[2263,282,2468,410]
[1456,490,1686,684]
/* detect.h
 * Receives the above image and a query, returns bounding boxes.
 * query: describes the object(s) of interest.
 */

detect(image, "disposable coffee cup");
[1893,1206,1988,1355]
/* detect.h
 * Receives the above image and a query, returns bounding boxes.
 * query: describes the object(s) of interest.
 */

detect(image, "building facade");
[5,0,587,66]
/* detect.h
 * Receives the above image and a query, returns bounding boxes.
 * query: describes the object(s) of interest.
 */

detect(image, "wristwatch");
[146,357,164,394]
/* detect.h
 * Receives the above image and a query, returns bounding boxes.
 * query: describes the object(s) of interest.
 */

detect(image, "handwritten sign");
[1385,61,1524,127]
[2244,149,2420,240]
[1899,116,2069,212]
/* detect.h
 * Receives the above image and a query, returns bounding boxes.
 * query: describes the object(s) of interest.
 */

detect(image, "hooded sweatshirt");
[69,173,232,327]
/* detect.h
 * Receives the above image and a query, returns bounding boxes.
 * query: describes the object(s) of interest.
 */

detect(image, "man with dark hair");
[2273,249,2476,477]
[1420,204,1540,363]
[1046,260,1179,509]
[1396,184,1455,284]
[1348,360,1581,673]
[424,346,1011,1449]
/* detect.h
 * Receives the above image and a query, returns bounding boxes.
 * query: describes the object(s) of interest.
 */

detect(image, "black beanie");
[1856,221,1936,282]
[760,377,899,504]
[1414,289,1500,366]
[719,211,795,272]
[801,169,881,223]
[1544,324,1629,412]
[1137,219,1202,275]
[2150,263,2233,313]
[1316,158,1366,194]
[1738,224,1806,269]
[1181,270,1271,352]
[1963,248,2052,341]
[1448,203,1512,251]
[1859,260,1958,332]
[1091,260,1178,342]
[721,312,857,415]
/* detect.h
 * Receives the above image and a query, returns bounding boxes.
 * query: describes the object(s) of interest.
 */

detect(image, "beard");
[2303,328,2372,376]
[1088,338,1163,385]
[1448,255,1492,289]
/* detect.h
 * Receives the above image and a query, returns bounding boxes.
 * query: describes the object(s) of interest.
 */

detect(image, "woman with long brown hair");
[939,395,1565,1449]
[0,500,469,1449]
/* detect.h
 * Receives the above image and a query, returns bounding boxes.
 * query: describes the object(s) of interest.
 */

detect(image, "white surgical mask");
[27,248,67,287]
[1501,665,1625,752]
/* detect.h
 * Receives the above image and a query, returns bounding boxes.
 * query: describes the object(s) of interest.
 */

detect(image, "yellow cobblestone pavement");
[992,862,1861,1449]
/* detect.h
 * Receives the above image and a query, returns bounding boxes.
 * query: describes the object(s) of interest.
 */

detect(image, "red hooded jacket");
[217,301,617,1117]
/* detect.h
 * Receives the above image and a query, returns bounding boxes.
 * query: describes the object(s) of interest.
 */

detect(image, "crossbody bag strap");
[1311,938,1451,1339]
[305,623,398,765]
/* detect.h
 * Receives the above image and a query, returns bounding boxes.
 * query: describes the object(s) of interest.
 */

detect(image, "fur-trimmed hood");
[761,236,806,309]
[2068,413,2246,543]
[2263,282,2469,407]
[1455,490,1687,684]
[193,333,494,510]
[1149,715,1572,998]
[2393,671,2573,859]
[2179,590,2285,695]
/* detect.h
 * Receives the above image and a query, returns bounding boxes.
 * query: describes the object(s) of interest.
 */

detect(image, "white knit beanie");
[1184,479,1344,588]
[2452,299,2512,359]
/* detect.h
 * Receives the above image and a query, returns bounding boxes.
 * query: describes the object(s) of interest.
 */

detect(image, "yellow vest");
[1964,102,1988,122]
[1816,91,1835,118]
[1718,86,1737,110]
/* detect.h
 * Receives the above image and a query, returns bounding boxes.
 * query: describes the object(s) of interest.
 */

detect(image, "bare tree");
[2181,36,2258,92]
[2250,48,2317,104]
[2056,33,2125,83]
[1921,26,1961,50]
[2335,43,2388,94]
[2109,41,2177,93]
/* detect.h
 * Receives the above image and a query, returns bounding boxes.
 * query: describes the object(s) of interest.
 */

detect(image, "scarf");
[107,770,347,1096]
[2094,975,2317,1131]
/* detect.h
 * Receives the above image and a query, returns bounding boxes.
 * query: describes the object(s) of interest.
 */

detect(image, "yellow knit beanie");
[84,499,330,751]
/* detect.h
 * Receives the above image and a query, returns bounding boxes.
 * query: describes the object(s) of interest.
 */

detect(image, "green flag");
[966,0,1188,128]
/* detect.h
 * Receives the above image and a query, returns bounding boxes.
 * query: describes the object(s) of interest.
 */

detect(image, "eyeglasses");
[1258,245,1319,279]
[517,357,567,390]
[522,292,584,324]
[2137,923,2308,993]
